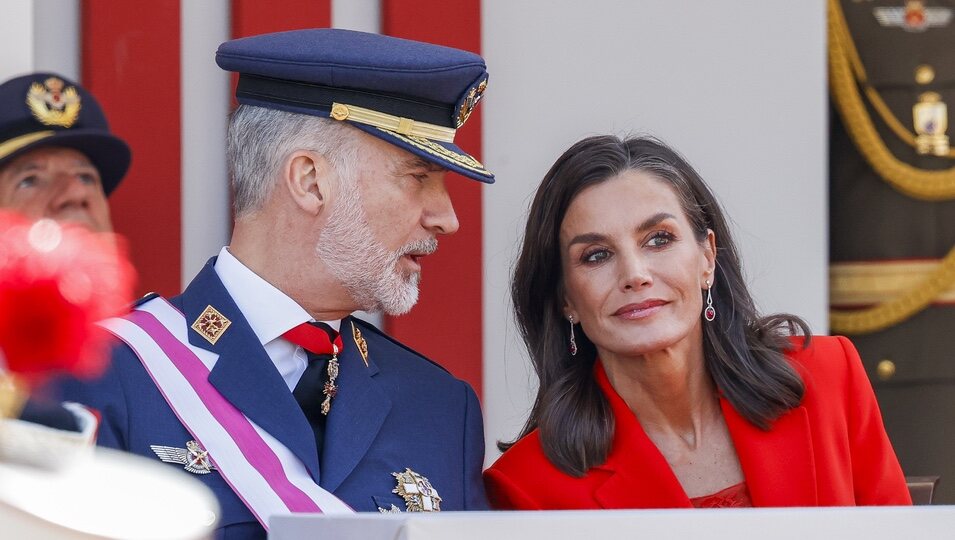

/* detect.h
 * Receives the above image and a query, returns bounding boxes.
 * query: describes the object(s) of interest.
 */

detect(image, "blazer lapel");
[320,318,392,493]
[177,260,321,481]
[592,364,692,509]
[722,399,818,506]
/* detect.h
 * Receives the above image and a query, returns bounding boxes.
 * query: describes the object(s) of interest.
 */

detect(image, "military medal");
[321,342,340,415]
[392,468,442,512]
[150,440,218,474]
[913,92,949,156]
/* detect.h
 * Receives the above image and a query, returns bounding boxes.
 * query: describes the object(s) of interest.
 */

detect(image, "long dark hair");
[505,135,809,476]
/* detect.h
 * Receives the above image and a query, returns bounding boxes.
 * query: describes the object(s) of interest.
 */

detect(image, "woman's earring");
[568,315,578,356]
[703,280,716,322]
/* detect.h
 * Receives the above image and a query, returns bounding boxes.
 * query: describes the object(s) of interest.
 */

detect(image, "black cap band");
[236,74,456,128]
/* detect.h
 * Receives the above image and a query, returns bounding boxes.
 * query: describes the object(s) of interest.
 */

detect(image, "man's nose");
[422,180,460,236]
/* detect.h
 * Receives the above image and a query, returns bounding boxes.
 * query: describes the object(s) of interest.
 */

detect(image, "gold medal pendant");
[320,344,339,415]
[914,92,950,156]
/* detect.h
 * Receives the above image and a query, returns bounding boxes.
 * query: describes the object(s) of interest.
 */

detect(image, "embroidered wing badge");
[150,440,217,475]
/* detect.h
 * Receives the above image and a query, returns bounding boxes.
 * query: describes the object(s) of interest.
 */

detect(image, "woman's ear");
[284,150,331,215]
[702,228,717,284]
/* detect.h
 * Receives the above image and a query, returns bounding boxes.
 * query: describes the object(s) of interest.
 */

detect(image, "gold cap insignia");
[191,305,232,345]
[150,440,217,475]
[378,504,402,514]
[26,77,81,128]
[455,78,487,128]
[392,468,442,512]
[351,322,369,367]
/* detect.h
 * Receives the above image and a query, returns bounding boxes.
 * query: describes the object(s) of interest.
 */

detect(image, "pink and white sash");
[99,297,353,529]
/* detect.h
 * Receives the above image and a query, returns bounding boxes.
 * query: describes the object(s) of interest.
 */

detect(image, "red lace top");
[689,482,753,508]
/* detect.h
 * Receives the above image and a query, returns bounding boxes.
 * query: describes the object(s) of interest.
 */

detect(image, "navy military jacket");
[56,260,488,539]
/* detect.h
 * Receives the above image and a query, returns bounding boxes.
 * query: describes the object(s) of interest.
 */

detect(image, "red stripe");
[81,0,182,297]
[382,0,485,397]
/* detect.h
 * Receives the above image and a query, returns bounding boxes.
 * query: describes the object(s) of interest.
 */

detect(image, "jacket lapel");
[722,399,818,506]
[319,318,392,492]
[592,364,692,509]
[176,259,322,481]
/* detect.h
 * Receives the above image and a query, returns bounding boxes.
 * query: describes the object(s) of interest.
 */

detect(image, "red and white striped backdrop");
[1,1,828,466]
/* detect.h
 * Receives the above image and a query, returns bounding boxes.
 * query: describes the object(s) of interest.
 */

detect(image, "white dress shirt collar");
[213,247,340,345]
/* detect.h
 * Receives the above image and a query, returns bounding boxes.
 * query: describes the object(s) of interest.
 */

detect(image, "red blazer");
[484,336,911,509]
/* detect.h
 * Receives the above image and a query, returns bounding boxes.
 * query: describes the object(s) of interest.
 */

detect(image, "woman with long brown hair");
[484,135,910,508]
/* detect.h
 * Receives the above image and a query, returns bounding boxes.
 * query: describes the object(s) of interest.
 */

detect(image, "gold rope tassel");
[828,0,955,201]
[830,243,955,335]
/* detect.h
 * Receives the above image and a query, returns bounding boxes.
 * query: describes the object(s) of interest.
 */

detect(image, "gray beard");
[316,179,436,315]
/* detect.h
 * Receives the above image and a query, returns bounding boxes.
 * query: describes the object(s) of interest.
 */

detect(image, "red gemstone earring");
[703,280,716,322]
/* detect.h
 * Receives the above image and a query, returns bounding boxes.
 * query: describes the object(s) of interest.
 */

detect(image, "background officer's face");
[0,147,112,232]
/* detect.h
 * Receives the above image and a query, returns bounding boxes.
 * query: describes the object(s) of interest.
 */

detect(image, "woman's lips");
[613,299,668,319]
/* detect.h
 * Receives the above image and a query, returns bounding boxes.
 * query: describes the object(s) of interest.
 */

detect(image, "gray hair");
[226,105,360,217]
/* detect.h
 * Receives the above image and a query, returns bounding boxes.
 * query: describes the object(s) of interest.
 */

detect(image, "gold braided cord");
[836,3,955,160]
[830,243,955,335]
[828,0,955,200]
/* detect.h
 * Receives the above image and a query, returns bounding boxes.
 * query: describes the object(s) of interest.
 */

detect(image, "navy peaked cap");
[216,28,493,183]
[0,72,130,195]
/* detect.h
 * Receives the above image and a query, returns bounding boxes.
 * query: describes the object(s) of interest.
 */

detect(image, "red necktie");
[283,321,343,356]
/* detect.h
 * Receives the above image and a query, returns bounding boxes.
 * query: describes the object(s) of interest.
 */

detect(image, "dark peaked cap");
[0,72,131,195]
[216,28,493,183]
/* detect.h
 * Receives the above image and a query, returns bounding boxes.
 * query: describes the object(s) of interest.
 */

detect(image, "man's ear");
[284,150,331,215]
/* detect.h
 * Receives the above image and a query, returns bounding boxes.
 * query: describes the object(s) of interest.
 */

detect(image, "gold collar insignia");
[351,322,369,367]
[191,305,231,345]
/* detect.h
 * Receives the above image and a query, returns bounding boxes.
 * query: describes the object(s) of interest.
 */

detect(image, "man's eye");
[15,175,38,189]
[78,173,99,185]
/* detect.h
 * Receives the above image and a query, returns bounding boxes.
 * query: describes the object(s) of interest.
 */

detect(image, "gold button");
[876,359,896,381]
[915,65,935,85]
[330,103,349,121]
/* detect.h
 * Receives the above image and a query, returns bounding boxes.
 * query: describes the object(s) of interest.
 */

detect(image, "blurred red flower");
[0,211,136,385]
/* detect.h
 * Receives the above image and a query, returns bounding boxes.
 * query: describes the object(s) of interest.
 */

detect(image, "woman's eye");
[646,231,675,248]
[582,249,610,264]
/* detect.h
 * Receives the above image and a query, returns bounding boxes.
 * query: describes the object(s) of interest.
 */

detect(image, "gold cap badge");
[392,468,442,512]
[26,77,81,128]
[455,78,487,128]
[191,305,232,345]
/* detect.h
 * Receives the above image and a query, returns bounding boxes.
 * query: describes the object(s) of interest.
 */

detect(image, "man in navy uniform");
[56,29,492,537]
[0,72,130,438]
[0,72,130,233]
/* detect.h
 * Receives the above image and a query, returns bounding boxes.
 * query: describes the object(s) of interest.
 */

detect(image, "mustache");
[397,237,438,257]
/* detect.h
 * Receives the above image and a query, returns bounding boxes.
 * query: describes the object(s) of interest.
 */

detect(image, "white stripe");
[101,316,289,525]
[138,301,352,514]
